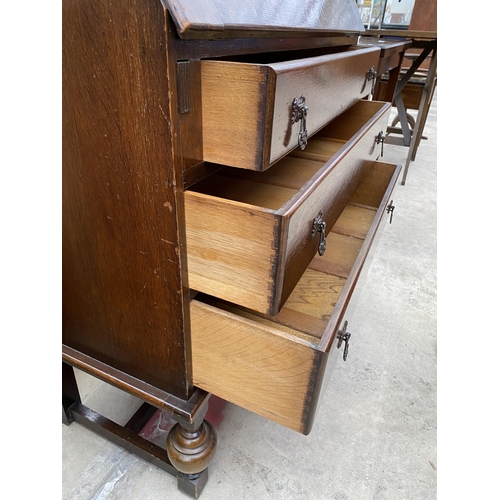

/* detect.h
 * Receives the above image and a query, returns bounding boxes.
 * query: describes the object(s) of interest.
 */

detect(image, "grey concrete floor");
[62,93,437,500]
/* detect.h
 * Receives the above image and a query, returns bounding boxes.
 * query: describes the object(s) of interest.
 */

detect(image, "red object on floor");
[205,395,227,429]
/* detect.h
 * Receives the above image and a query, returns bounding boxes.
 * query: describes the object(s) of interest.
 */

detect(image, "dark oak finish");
[67,401,210,498]
[175,35,358,61]
[62,0,192,398]
[70,402,178,474]
[167,420,217,474]
[124,403,158,433]
[62,362,81,425]
[62,359,216,498]
[365,29,437,40]
[63,345,209,425]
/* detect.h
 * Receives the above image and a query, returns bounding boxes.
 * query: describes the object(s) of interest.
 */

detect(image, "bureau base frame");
[62,362,216,499]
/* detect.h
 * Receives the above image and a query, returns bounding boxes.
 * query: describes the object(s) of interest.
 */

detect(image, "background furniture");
[358,36,411,103]
[363,0,437,184]
[365,29,437,184]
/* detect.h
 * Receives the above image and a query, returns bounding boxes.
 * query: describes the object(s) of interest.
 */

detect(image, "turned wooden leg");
[166,399,217,498]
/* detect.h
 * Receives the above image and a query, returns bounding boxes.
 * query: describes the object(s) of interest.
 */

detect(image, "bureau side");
[62,0,192,398]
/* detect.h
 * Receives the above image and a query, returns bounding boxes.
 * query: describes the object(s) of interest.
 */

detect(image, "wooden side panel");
[309,232,364,279]
[62,0,191,397]
[191,301,320,434]
[318,99,388,140]
[350,161,398,208]
[270,47,381,164]
[201,61,273,170]
[184,191,284,314]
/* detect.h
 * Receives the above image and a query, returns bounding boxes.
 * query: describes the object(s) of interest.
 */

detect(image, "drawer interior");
[188,100,387,213]
[194,160,397,340]
[190,161,400,433]
[186,99,390,314]
[214,45,352,65]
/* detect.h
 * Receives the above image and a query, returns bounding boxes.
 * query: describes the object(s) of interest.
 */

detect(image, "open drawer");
[185,100,391,315]
[201,46,380,171]
[190,161,401,435]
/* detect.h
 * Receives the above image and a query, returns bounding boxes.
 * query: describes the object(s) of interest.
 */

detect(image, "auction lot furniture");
[63,1,402,496]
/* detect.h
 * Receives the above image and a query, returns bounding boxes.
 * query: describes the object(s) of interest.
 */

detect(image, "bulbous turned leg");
[166,417,217,498]
[167,420,217,474]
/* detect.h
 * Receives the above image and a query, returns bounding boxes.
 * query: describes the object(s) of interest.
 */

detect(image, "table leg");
[62,362,81,425]
[62,360,217,498]
[402,45,437,185]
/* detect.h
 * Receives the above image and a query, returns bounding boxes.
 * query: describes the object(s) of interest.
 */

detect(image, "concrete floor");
[62,93,437,500]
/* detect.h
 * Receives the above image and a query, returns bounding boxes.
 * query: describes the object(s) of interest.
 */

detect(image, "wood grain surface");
[270,47,380,165]
[191,300,320,433]
[190,161,401,433]
[201,47,381,171]
[184,190,284,314]
[186,100,390,314]
[201,61,274,170]
[62,0,192,397]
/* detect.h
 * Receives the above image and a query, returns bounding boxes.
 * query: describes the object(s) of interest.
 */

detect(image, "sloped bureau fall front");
[62,0,401,497]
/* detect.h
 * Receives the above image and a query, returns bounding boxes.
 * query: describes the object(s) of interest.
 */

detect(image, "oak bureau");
[62,0,401,496]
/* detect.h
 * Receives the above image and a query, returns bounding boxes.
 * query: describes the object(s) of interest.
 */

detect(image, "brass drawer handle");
[337,320,351,361]
[311,211,327,256]
[291,95,308,150]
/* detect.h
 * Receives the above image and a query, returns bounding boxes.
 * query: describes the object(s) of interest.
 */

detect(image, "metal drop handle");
[337,320,352,361]
[369,131,386,157]
[311,211,327,256]
[291,95,308,150]
[375,131,385,157]
[386,200,395,224]
[362,66,377,96]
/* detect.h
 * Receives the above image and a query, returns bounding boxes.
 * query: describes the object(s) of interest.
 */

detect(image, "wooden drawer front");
[191,161,401,434]
[201,46,381,171]
[185,100,391,315]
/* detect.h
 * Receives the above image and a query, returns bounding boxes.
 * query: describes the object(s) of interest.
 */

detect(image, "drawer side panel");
[185,191,285,313]
[201,61,273,170]
[191,300,321,434]
[190,161,402,434]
